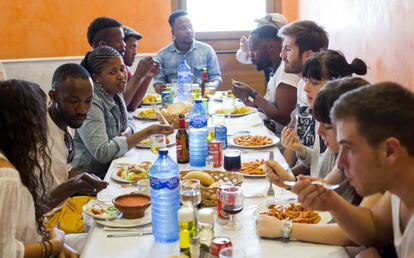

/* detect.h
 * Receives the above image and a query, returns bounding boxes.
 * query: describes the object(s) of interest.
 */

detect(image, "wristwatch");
[281,219,293,239]
[247,90,258,102]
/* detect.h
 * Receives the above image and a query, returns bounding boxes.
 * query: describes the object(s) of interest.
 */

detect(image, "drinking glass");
[220,186,243,231]
[219,247,245,258]
[223,149,241,172]
[212,114,226,127]
[180,179,202,207]
[137,179,150,195]
[150,134,166,154]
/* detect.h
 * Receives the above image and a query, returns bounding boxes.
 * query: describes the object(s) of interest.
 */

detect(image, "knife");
[106,231,152,238]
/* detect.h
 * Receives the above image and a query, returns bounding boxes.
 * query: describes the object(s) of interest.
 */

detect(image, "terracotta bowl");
[113,192,151,219]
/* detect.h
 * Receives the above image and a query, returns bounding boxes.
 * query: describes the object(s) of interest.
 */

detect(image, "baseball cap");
[123,26,143,40]
[254,13,288,29]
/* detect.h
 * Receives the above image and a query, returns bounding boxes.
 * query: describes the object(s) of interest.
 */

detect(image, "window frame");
[171,0,282,40]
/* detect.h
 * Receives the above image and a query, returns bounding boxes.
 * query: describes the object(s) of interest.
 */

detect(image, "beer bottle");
[200,68,208,98]
[176,114,189,163]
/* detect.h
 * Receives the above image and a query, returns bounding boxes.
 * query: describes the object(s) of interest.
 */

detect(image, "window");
[186,0,267,32]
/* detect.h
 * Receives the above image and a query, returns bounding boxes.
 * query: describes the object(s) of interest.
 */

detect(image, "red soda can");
[209,236,232,258]
[216,183,232,220]
[208,140,222,168]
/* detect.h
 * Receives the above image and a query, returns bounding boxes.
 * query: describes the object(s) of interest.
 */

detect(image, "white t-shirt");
[263,62,301,104]
[391,194,414,258]
[46,113,72,191]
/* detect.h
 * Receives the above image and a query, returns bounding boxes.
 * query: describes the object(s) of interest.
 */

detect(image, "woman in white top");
[0,80,77,257]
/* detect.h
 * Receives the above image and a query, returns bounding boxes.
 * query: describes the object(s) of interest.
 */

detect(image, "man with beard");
[291,82,414,258]
[86,17,160,111]
[231,25,300,136]
[44,63,108,233]
[153,10,222,94]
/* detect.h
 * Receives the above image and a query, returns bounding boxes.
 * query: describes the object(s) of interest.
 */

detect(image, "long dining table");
[80,99,350,258]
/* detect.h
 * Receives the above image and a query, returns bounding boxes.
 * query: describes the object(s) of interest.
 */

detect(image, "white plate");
[111,163,150,183]
[94,208,152,228]
[214,107,257,117]
[82,200,121,220]
[142,94,162,106]
[133,108,158,120]
[228,134,280,149]
[135,136,176,149]
[253,203,332,224]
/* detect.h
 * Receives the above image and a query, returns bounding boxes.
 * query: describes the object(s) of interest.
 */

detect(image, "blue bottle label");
[214,125,227,148]
[190,116,207,128]
[150,176,179,190]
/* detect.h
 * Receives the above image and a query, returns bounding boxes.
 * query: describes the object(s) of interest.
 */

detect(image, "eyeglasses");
[64,131,75,163]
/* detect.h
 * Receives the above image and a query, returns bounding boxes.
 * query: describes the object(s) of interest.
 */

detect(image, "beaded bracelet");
[39,241,46,258]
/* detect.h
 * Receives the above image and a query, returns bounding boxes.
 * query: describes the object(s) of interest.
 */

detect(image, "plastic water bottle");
[177,60,192,102]
[149,148,180,243]
[189,99,208,167]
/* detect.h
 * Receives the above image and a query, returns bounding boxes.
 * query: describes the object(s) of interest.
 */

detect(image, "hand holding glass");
[150,134,166,154]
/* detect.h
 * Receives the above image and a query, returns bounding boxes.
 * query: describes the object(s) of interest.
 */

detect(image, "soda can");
[161,91,172,106]
[214,125,227,149]
[208,140,222,168]
[209,236,232,258]
[216,183,232,220]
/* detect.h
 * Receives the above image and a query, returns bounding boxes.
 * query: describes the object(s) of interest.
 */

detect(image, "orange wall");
[297,0,414,91]
[282,0,298,22]
[0,0,172,59]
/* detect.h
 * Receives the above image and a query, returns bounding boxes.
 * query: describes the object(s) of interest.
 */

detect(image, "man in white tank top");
[290,82,414,257]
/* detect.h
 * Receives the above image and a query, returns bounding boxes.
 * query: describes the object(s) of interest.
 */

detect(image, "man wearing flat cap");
[123,25,142,67]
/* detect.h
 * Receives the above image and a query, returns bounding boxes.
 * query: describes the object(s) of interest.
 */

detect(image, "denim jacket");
[72,87,136,178]
[154,40,222,85]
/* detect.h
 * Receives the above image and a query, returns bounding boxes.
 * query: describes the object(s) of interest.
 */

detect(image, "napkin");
[226,113,264,131]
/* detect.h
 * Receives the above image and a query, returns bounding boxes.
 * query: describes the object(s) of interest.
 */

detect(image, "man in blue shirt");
[153,10,222,94]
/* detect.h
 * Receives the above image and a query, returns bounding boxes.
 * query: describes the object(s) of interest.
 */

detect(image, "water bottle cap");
[194,99,202,103]
[159,148,168,155]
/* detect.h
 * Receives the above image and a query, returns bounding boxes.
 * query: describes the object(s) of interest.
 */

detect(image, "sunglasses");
[64,131,75,163]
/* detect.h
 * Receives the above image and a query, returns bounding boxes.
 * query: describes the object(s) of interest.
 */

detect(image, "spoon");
[283,180,340,190]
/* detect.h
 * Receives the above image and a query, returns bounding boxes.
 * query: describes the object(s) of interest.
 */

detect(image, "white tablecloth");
[81,103,349,258]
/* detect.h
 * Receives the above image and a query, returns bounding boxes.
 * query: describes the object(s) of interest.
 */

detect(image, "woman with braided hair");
[75,46,173,178]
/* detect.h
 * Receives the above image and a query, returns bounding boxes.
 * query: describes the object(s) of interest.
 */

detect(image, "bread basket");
[179,170,243,207]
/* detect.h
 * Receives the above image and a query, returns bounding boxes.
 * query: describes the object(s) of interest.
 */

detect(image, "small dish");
[83,200,121,220]
[113,193,151,219]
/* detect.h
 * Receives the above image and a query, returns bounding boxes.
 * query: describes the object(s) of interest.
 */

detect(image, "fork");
[266,151,276,207]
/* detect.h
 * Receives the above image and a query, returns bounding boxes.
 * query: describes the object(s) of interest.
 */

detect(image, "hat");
[123,26,142,40]
[254,13,288,29]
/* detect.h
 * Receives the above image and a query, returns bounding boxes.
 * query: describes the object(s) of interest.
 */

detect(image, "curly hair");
[87,17,122,46]
[0,80,51,234]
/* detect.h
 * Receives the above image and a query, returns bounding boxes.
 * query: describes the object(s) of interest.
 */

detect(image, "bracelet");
[39,241,46,258]
[45,240,53,257]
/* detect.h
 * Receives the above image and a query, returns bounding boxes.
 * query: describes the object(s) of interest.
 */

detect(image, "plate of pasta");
[229,134,279,149]
[254,202,332,224]
[240,159,266,177]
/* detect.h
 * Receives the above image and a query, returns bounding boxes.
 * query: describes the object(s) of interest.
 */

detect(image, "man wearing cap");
[232,25,300,137]
[153,10,222,94]
[86,17,160,111]
[123,25,142,68]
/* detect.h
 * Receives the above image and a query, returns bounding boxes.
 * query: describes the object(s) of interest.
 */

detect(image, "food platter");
[214,107,257,117]
[253,202,332,224]
[142,94,161,105]
[82,200,121,220]
[229,134,279,149]
[94,208,152,228]
[111,162,151,183]
[133,108,158,120]
[240,159,266,178]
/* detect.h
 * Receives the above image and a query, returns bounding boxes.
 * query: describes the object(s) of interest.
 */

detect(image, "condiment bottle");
[198,208,215,258]
[179,206,196,256]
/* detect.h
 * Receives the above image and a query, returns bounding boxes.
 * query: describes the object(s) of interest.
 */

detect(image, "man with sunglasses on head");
[44,63,108,233]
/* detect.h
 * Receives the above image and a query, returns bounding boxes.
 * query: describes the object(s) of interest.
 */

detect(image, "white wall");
[0,54,156,94]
